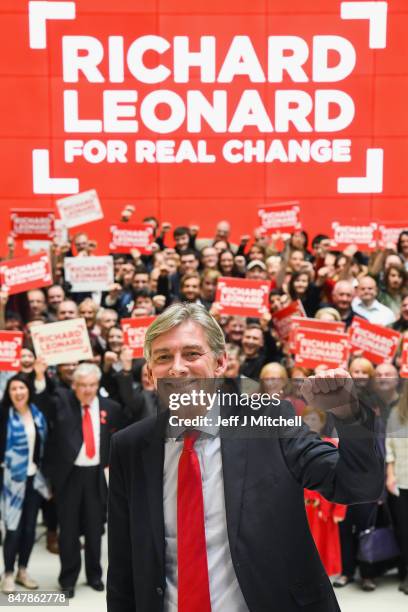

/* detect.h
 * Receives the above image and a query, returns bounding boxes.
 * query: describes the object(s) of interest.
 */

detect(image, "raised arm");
[280,372,384,505]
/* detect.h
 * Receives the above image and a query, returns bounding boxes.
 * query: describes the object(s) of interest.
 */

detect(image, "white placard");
[64,256,114,292]
[31,318,93,366]
[56,189,103,229]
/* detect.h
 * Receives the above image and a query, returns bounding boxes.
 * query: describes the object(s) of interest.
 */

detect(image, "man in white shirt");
[352,275,396,326]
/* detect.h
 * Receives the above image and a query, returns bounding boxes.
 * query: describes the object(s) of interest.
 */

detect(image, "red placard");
[121,316,157,358]
[0,253,52,295]
[215,277,270,317]
[331,222,378,251]
[400,337,408,379]
[289,317,346,353]
[349,317,401,365]
[109,223,154,254]
[294,329,350,370]
[10,209,55,240]
[377,222,408,248]
[258,202,301,235]
[0,331,23,371]
[271,300,306,343]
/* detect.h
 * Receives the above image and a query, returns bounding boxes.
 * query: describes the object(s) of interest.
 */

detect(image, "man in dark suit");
[34,361,124,598]
[107,303,384,612]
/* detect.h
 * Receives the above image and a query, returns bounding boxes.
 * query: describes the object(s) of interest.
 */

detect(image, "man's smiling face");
[147,320,226,390]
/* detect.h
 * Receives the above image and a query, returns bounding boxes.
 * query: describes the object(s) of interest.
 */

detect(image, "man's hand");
[34,356,48,381]
[104,351,118,371]
[234,255,246,272]
[130,248,142,261]
[152,294,166,311]
[120,346,134,371]
[209,302,222,321]
[161,222,172,233]
[301,369,359,420]
[108,283,122,298]
[0,288,9,310]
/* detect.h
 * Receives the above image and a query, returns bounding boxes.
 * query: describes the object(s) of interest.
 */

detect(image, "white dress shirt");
[21,410,37,477]
[74,396,101,466]
[352,297,396,326]
[163,419,249,612]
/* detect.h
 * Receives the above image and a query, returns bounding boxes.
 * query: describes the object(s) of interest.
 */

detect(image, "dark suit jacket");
[36,387,123,500]
[107,401,384,612]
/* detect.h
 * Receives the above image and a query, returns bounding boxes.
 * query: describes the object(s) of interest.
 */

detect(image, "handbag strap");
[367,504,379,529]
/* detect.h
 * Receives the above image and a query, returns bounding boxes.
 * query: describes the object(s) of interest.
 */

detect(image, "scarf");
[1,404,49,531]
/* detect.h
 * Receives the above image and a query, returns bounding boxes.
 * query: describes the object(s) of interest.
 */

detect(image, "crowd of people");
[0,211,407,599]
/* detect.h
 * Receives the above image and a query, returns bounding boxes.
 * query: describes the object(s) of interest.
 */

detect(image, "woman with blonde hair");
[259,362,288,398]
[386,380,408,594]
[314,307,342,322]
[334,355,382,591]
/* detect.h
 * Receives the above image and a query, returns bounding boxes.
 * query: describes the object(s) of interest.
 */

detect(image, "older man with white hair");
[35,361,124,599]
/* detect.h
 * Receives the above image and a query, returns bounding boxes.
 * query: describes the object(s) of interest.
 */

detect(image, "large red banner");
[0,1,406,254]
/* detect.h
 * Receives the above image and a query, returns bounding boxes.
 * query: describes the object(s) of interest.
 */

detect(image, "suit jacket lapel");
[141,411,167,576]
[98,398,109,461]
[70,392,84,454]
[221,435,248,558]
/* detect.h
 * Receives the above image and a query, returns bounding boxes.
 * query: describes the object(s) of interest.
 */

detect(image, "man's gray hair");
[72,362,102,383]
[144,303,225,362]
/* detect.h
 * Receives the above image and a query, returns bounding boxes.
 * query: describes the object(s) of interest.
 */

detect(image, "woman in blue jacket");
[0,373,49,594]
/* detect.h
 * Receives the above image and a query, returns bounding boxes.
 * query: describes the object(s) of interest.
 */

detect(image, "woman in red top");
[303,407,347,577]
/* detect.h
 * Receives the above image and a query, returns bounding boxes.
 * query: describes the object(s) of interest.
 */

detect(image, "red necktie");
[177,431,211,612]
[82,404,95,459]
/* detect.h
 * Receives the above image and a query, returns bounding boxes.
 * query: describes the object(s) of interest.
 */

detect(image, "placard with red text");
[349,317,401,365]
[64,256,114,292]
[289,317,346,353]
[0,253,52,295]
[271,300,306,343]
[109,223,154,254]
[294,329,350,369]
[331,222,378,251]
[399,337,408,379]
[258,202,301,235]
[10,209,55,241]
[215,277,270,317]
[121,316,156,358]
[0,331,24,371]
[31,318,93,366]
[56,189,103,229]
[377,222,408,249]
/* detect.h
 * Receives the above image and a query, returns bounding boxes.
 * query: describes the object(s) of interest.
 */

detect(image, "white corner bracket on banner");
[29,1,76,49]
[32,150,79,195]
[337,149,384,193]
[341,1,388,49]
[338,2,387,193]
